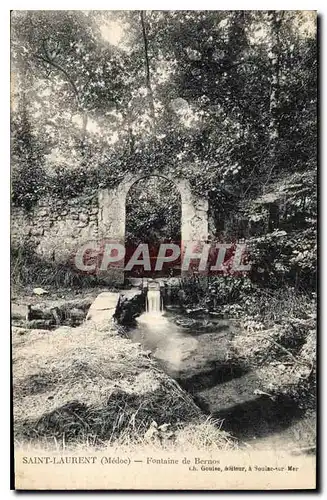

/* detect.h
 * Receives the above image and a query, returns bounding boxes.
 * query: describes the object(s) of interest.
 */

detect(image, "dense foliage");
[11,10,316,289]
[125,177,181,245]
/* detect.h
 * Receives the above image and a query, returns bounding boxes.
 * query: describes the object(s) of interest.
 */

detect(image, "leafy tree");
[11,10,316,288]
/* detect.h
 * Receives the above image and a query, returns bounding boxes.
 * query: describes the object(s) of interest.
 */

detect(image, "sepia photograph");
[10,9,317,490]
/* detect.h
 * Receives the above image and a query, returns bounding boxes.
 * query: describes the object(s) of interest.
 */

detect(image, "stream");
[129,304,315,454]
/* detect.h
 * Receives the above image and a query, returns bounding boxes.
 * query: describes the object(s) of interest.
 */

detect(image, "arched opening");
[125,176,182,278]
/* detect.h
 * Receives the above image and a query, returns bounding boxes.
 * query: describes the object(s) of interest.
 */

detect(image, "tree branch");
[37,39,88,140]
[140,11,156,127]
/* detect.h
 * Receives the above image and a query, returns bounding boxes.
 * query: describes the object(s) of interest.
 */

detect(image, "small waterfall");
[146,290,163,314]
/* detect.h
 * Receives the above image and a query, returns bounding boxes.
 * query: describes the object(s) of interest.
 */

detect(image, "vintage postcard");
[11,9,317,490]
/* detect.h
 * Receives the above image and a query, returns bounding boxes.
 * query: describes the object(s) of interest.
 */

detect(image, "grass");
[11,242,107,289]
[178,276,316,412]
[244,287,315,326]
[13,316,235,452]
[225,287,316,409]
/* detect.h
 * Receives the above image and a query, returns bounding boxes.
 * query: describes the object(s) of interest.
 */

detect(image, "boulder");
[114,290,145,325]
[86,292,121,323]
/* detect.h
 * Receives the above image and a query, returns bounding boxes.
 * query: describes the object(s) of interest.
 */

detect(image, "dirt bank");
[12,313,235,451]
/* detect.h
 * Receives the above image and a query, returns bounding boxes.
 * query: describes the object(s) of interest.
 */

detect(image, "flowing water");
[129,289,315,453]
[145,290,163,314]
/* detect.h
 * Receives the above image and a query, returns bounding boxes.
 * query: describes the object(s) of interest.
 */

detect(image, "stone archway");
[98,171,208,282]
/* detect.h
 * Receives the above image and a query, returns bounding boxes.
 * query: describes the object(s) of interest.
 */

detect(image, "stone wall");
[12,172,209,284]
[11,192,99,264]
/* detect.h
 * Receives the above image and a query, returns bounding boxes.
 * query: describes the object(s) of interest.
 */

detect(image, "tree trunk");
[123,108,135,154]
[140,11,156,130]
[267,11,282,166]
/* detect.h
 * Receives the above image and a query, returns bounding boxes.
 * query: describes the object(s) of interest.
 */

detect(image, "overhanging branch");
[140,11,156,127]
